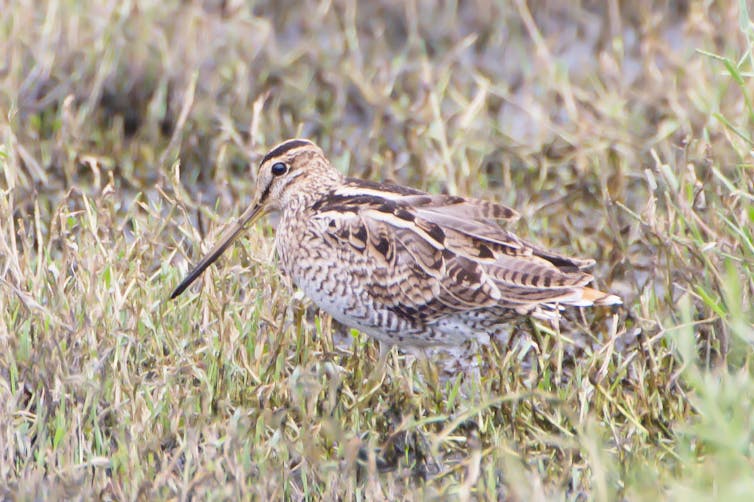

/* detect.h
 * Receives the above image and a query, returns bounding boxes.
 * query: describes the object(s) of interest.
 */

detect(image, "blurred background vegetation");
[1,0,753,499]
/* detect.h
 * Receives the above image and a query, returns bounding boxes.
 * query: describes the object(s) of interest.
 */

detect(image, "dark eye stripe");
[261,139,312,164]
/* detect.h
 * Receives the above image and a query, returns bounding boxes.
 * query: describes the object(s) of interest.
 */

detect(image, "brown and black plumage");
[171,139,621,348]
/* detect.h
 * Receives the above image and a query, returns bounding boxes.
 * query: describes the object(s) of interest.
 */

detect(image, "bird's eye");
[271,162,288,176]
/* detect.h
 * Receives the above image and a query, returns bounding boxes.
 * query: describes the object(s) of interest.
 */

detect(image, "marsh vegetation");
[1,1,753,499]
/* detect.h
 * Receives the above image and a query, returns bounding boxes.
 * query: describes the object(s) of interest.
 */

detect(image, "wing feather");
[312,179,618,324]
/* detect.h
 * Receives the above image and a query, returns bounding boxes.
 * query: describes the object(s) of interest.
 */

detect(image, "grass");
[1,0,753,499]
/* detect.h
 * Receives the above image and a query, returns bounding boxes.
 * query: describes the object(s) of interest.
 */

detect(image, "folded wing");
[314,180,621,324]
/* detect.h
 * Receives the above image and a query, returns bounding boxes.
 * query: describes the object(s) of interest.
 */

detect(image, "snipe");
[171,139,620,348]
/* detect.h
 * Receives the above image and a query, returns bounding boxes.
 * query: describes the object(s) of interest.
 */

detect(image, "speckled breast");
[274,210,374,328]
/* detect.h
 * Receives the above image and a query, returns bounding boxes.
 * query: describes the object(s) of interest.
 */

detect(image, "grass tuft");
[1,0,754,499]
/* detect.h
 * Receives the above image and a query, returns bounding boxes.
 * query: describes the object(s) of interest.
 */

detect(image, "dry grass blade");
[0,1,753,500]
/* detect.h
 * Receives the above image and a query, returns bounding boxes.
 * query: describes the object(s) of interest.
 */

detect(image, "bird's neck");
[279,168,343,213]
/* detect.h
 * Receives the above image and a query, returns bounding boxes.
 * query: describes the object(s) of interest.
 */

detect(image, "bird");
[170,138,621,350]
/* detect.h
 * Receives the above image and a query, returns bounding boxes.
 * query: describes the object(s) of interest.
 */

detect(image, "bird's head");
[250,138,339,212]
[170,138,339,299]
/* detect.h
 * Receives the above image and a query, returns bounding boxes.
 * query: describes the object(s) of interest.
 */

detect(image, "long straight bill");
[170,203,265,299]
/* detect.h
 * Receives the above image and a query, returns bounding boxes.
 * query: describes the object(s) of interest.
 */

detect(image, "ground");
[1,0,753,499]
